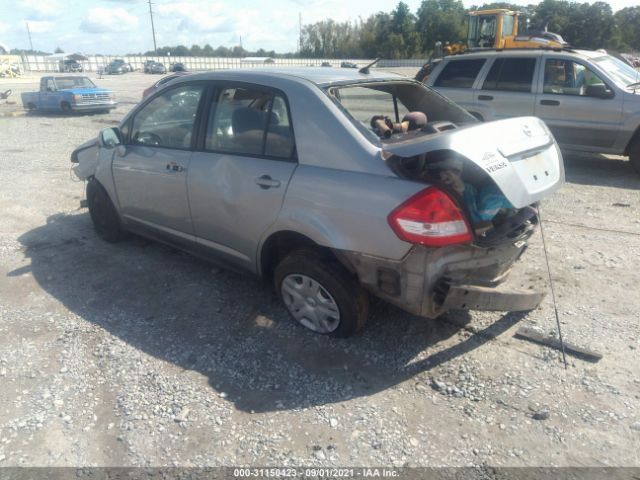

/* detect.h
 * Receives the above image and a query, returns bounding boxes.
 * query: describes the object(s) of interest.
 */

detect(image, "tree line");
[145,0,640,58]
[300,0,640,58]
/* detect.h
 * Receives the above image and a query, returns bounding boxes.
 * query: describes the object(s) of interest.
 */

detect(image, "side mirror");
[585,84,614,99]
[99,127,122,148]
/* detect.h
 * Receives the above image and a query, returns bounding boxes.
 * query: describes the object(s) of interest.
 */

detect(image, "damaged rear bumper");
[441,283,545,312]
[336,217,545,318]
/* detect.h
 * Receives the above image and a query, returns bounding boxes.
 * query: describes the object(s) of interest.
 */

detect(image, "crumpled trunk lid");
[383,116,564,209]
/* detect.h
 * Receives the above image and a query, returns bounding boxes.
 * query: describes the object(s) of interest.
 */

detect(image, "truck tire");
[630,140,640,176]
[86,178,127,243]
[274,248,369,337]
[26,102,36,110]
[61,101,71,113]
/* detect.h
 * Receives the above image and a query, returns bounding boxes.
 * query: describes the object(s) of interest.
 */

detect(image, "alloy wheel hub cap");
[281,274,340,333]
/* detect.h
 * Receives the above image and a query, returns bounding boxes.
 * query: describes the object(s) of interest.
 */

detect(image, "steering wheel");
[137,132,162,146]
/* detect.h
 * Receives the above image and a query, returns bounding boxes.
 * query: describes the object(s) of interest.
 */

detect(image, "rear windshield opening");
[325,81,478,144]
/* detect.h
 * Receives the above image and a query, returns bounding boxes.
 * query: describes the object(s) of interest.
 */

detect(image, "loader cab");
[467,10,518,49]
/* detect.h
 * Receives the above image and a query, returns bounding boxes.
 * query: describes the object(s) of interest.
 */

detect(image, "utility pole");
[26,22,33,51]
[148,0,157,54]
[299,12,302,55]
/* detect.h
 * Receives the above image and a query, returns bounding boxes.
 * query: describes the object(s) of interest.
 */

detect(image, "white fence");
[16,55,429,73]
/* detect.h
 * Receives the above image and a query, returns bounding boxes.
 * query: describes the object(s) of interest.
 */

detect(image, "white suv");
[426,49,640,174]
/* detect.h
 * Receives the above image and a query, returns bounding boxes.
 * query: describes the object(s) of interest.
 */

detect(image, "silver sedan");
[72,68,564,337]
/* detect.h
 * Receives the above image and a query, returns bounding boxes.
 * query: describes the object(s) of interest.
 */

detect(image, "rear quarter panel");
[264,165,425,261]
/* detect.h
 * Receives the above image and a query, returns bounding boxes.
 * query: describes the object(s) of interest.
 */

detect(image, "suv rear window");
[434,59,486,88]
[482,58,536,92]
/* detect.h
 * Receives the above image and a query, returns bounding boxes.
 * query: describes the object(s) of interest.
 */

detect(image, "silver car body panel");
[72,68,564,317]
[382,116,564,209]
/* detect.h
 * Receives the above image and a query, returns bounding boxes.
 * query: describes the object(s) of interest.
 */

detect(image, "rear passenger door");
[475,56,538,120]
[188,84,297,271]
[430,58,487,112]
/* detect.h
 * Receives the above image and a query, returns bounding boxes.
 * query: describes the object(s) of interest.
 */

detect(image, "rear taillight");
[388,186,472,247]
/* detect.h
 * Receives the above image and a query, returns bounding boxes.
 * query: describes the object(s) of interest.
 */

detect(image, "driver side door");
[112,83,205,242]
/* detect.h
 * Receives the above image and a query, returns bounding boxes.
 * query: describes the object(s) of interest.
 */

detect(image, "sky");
[0,0,637,55]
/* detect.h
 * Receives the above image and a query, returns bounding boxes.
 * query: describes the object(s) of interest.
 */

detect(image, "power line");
[148,0,157,54]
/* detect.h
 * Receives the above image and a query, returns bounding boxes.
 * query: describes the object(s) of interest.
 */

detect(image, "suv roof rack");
[460,46,576,54]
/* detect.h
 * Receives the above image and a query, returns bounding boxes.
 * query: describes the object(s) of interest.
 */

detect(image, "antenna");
[26,22,33,52]
[148,0,157,54]
[537,205,568,370]
[358,58,381,74]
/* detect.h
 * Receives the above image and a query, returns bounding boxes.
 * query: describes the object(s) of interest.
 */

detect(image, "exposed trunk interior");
[387,149,538,246]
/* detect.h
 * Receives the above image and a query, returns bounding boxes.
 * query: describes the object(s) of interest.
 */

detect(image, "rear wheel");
[86,178,127,243]
[629,140,640,175]
[274,248,369,337]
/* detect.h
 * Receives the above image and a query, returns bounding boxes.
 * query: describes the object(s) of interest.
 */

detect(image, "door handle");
[166,162,185,173]
[540,99,560,106]
[478,95,493,101]
[254,175,281,189]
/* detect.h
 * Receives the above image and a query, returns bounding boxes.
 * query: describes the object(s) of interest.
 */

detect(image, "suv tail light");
[388,186,472,247]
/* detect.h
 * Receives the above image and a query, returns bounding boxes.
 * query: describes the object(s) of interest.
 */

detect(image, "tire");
[61,102,71,113]
[86,178,127,243]
[629,140,640,176]
[274,248,369,337]
[26,102,36,110]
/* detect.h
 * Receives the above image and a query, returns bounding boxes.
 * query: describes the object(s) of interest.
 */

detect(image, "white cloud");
[26,20,54,34]
[157,2,236,33]
[19,0,61,20]
[80,7,139,33]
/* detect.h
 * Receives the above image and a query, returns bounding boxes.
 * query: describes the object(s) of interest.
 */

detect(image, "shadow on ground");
[11,213,526,413]
[562,152,639,190]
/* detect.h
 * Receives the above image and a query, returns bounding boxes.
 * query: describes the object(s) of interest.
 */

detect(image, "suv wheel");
[86,178,127,243]
[629,140,640,175]
[274,248,369,337]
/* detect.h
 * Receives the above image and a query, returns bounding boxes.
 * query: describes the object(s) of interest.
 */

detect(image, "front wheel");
[86,178,127,243]
[274,248,369,337]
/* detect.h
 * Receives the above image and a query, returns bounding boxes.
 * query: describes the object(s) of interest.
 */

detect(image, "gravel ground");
[0,71,639,468]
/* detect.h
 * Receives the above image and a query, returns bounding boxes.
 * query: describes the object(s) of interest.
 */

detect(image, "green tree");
[416,0,466,54]
[612,6,640,51]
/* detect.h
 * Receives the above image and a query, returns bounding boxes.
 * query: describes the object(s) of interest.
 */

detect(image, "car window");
[54,77,96,89]
[264,94,296,158]
[591,55,639,89]
[333,86,409,127]
[434,59,486,88]
[130,84,203,149]
[206,87,271,155]
[543,59,605,96]
[502,14,515,36]
[45,79,56,91]
[482,58,536,92]
[205,87,295,159]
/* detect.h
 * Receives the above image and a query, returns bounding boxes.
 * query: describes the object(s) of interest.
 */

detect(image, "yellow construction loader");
[417,9,567,81]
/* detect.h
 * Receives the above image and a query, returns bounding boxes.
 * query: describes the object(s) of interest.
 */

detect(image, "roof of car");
[182,67,407,87]
[439,48,606,60]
